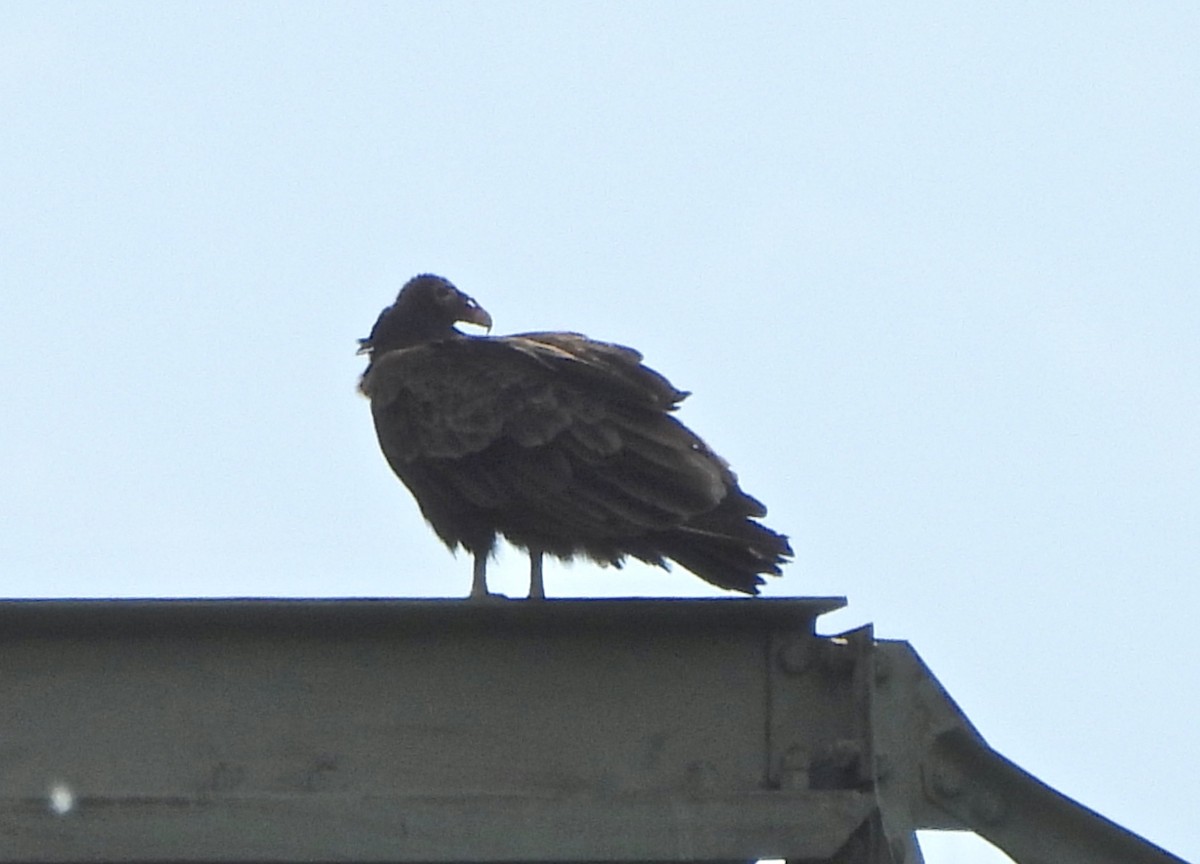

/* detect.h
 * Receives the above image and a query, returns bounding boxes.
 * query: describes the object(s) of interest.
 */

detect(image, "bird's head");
[357,274,493,358]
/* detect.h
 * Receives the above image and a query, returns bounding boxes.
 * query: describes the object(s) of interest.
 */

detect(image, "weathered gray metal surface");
[1,598,872,862]
[923,729,1186,864]
[0,597,1186,863]
[869,639,1187,864]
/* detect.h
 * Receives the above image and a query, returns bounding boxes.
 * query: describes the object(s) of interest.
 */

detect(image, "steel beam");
[0,598,1185,863]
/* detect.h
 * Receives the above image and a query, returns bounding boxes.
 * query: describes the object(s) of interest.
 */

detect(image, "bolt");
[778,745,810,790]
[776,637,813,675]
[930,759,965,799]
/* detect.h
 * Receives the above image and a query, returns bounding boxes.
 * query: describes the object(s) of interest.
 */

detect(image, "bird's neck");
[375,319,466,353]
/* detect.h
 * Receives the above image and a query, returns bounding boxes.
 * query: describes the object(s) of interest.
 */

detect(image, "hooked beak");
[461,299,493,332]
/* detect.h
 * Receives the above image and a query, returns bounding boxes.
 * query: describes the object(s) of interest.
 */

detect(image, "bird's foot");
[467,590,512,604]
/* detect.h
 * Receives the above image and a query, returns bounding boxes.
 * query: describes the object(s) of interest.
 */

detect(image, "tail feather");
[640,521,792,595]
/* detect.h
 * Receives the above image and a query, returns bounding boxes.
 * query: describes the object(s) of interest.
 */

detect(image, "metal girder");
[0,598,1185,863]
[868,638,1187,864]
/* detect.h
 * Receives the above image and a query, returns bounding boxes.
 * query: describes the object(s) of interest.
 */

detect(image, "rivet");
[778,745,810,789]
[930,760,965,798]
[776,637,813,675]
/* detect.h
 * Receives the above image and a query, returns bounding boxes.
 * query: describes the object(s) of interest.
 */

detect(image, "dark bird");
[358,274,793,599]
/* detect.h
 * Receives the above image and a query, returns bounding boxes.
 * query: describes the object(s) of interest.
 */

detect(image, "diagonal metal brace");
[923,729,1187,864]
[869,638,1188,864]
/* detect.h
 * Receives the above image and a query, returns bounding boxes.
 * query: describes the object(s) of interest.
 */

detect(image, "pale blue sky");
[3,4,1197,861]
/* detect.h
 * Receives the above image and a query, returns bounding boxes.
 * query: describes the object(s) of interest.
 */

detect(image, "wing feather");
[362,330,787,591]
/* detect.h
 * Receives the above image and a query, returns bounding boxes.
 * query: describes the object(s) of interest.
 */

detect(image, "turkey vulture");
[358,274,792,599]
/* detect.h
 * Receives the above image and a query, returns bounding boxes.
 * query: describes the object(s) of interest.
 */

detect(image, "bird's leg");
[528,549,545,600]
[471,552,489,600]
